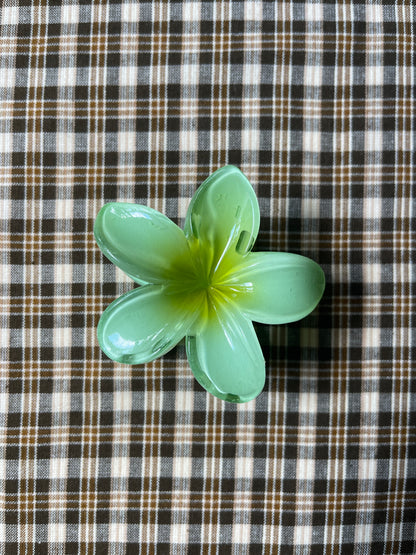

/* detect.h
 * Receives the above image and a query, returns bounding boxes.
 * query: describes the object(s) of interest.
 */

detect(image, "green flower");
[94,166,325,403]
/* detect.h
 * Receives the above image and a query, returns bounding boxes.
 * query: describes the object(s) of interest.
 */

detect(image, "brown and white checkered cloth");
[1,1,415,553]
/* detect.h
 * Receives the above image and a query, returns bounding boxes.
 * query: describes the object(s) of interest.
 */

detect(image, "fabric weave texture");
[0,1,415,553]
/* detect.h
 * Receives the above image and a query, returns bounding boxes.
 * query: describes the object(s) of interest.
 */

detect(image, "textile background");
[0,1,415,553]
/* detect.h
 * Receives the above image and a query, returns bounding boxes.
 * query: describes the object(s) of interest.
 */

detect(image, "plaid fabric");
[1,1,415,553]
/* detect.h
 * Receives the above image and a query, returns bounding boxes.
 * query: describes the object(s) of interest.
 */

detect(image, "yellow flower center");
[165,237,248,324]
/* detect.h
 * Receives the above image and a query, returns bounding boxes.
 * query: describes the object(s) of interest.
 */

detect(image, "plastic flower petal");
[94,165,325,403]
[186,296,265,403]
[222,251,326,325]
[184,165,260,280]
[94,203,196,285]
[97,284,202,365]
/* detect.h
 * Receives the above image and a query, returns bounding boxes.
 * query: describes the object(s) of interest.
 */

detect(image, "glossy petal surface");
[225,252,325,324]
[184,166,260,278]
[97,284,201,364]
[94,203,196,284]
[186,297,265,403]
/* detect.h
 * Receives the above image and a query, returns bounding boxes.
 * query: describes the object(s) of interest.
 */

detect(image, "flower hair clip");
[94,166,325,402]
